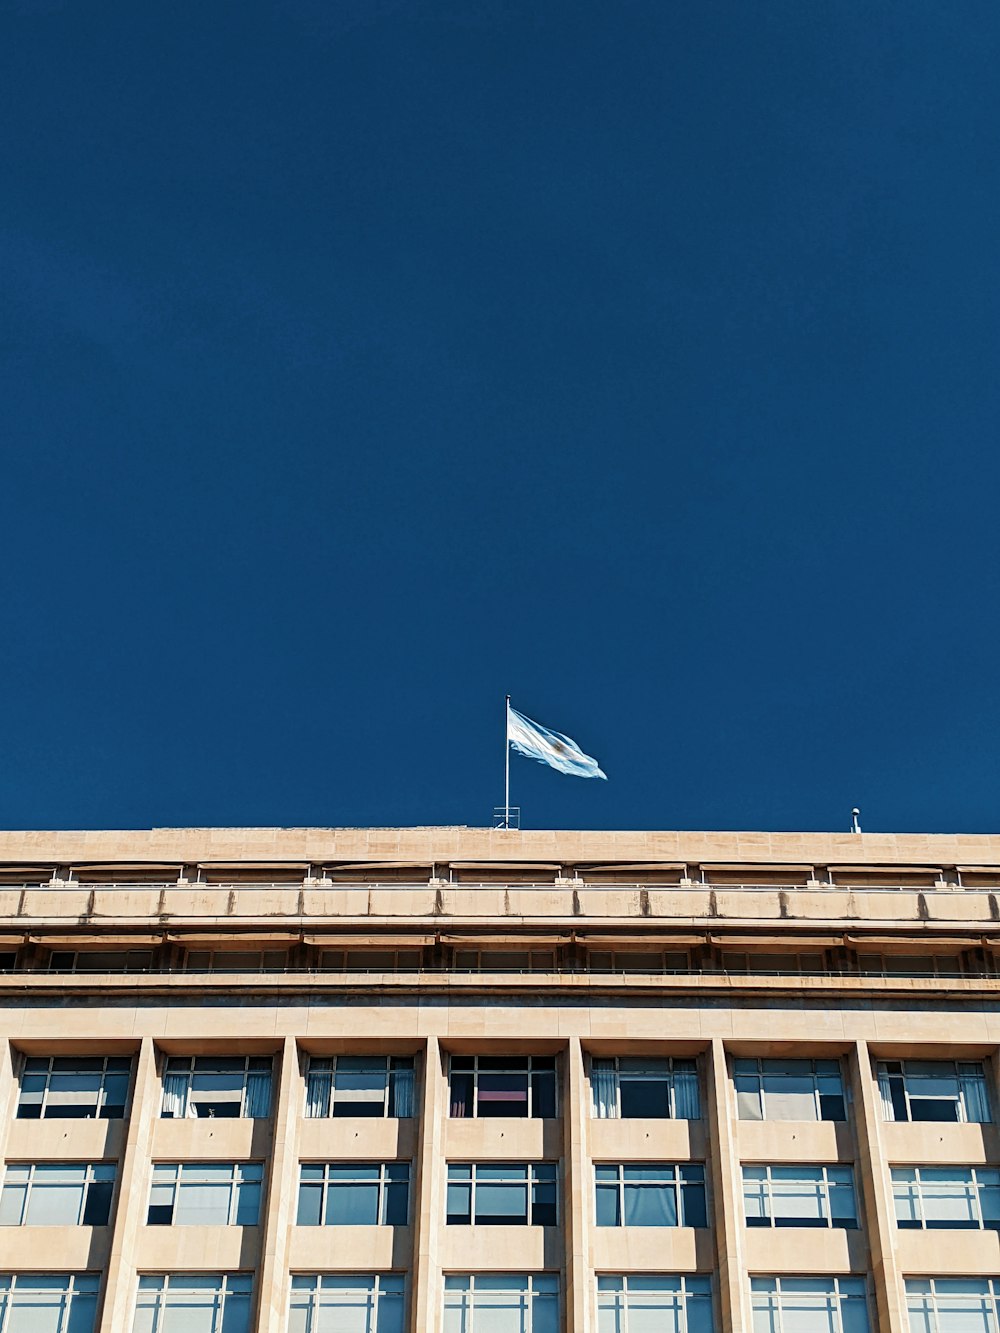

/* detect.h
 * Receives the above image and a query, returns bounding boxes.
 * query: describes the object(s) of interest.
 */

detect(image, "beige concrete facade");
[2,826,1000,1331]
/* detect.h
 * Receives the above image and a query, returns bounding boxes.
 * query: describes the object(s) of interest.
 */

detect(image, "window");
[319,950,422,971]
[598,1275,713,1333]
[743,1165,857,1229]
[449,1056,556,1119]
[893,1167,1000,1230]
[132,1275,252,1333]
[184,950,288,972]
[444,1275,558,1333]
[877,1060,991,1123]
[289,1275,404,1333]
[859,954,963,977]
[48,951,152,973]
[297,1163,409,1226]
[0,1164,115,1226]
[587,951,691,973]
[591,1057,700,1120]
[735,1059,846,1122]
[147,1163,262,1226]
[17,1056,131,1120]
[596,1164,706,1227]
[453,951,555,972]
[161,1056,272,1119]
[305,1056,414,1118]
[0,1274,100,1333]
[722,952,824,975]
[906,1279,1000,1333]
[751,1277,870,1333]
[446,1164,558,1226]
[0,955,16,973]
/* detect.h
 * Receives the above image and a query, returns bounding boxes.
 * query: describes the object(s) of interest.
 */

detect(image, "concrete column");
[411,1037,446,1333]
[563,1037,593,1333]
[707,1039,751,1333]
[848,1040,907,1333]
[0,1039,19,1163]
[257,1036,301,1333]
[97,1036,160,1333]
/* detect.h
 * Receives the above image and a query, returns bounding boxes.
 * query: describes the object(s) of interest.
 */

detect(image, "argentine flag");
[507,702,607,780]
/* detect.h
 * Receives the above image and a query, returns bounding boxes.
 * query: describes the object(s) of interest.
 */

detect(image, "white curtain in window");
[244,1070,272,1119]
[592,1061,618,1119]
[392,1067,414,1119]
[960,1070,991,1125]
[877,1070,896,1122]
[161,1071,190,1119]
[305,1066,331,1119]
[673,1069,700,1120]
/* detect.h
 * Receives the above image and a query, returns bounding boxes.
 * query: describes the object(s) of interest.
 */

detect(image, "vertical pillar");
[848,1041,906,1333]
[563,1037,593,1333]
[707,1039,751,1333]
[98,1036,160,1333]
[258,1036,301,1333]
[411,1037,446,1333]
[0,1039,19,1163]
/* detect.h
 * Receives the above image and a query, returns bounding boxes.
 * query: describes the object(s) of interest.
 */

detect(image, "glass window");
[596,1164,707,1228]
[48,951,152,973]
[590,1057,700,1120]
[289,1275,405,1333]
[893,1167,1000,1230]
[751,1277,870,1333]
[183,950,288,972]
[743,1165,857,1228]
[905,1279,1000,1333]
[735,1058,846,1122]
[0,1164,115,1227]
[446,1164,558,1226]
[132,1275,252,1333]
[160,1056,272,1119]
[448,1056,556,1119]
[318,950,422,971]
[443,1275,558,1333]
[453,950,556,972]
[0,1273,100,1333]
[304,1056,414,1119]
[16,1055,132,1121]
[598,1275,714,1333]
[877,1061,991,1124]
[296,1163,410,1227]
[147,1163,262,1226]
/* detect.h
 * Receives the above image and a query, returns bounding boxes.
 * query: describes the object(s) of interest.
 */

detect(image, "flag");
[507,703,607,780]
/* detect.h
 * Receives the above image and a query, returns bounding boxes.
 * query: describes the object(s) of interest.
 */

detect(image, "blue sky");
[3,1,999,833]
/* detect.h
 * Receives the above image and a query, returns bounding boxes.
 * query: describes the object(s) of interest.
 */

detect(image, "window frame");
[443,1274,559,1332]
[296,1162,411,1227]
[877,1060,992,1124]
[289,1274,405,1332]
[0,1273,100,1332]
[596,1274,713,1333]
[595,1163,707,1228]
[448,1055,557,1120]
[446,1163,559,1227]
[750,1276,870,1333]
[160,1055,273,1120]
[132,1274,253,1332]
[16,1054,133,1121]
[0,1162,115,1227]
[742,1164,858,1229]
[47,950,153,973]
[734,1057,847,1123]
[304,1055,415,1119]
[590,1056,701,1121]
[905,1277,1000,1332]
[147,1162,263,1227]
[892,1166,1000,1230]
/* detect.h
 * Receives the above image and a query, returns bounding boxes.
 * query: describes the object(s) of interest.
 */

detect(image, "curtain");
[244,1070,272,1120]
[673,1069,700,1120]
[392,1066,414,1119]
[305,1065,331,1119]
[161,1071,189,1120]
[877,1069,896,1122]
[960,1069,991,1124]
[592,1060,618,1119]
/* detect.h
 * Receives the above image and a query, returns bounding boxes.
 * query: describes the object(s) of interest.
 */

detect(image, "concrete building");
[0,825,1000,1332]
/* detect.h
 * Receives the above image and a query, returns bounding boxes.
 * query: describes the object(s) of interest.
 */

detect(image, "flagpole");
[504,695,511,829]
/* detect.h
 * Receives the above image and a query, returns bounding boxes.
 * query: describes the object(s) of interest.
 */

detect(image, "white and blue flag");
[507,702,607,780]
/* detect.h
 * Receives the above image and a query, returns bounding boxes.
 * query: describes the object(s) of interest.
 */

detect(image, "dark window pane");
[383,1181,409,1226]
[819,1095,846,1122]
[620,1080,670,1119]
[531,1071,556,1119]
[681,1181,707,1228]
[910,1099,959,1123]
[449,1073,474,1118]
[146,1203,173,1226]
[83,1181,114,1226]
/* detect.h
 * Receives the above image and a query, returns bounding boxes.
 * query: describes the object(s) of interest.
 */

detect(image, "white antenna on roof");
[851,807,862,834]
